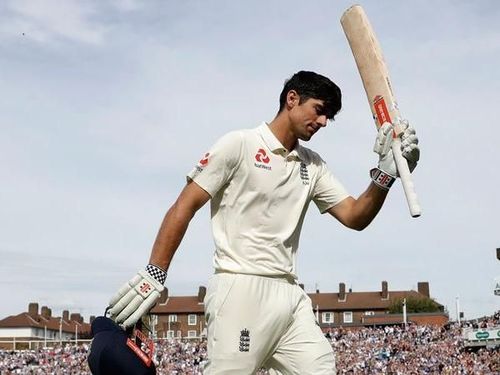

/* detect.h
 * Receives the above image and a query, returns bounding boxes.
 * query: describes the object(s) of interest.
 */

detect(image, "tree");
[389,296,442,314]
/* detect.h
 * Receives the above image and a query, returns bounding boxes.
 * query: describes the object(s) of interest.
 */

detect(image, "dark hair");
[278,71,342,119]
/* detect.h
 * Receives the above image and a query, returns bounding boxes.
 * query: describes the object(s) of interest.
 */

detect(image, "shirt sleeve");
[186,131,243,197]
[312,160,350,213]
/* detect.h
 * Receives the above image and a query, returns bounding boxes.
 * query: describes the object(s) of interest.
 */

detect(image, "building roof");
[151,296,205,314]
[309,290,433,311]
[0,312,90,333]
[149,282,443,314]
[0,303,91,334]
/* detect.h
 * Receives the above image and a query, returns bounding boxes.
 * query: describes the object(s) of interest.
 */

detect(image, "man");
[108,71,419,374]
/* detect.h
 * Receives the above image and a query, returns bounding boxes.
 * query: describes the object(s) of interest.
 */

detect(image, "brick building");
[0,303,92,349]
[310,281,448,330]
[148,281,448,339]
[149,286,207,339]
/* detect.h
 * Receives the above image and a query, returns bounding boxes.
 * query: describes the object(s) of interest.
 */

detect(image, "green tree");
[389,296,442,313]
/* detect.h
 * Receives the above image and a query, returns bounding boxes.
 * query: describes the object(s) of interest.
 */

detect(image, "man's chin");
[298,133,313,142]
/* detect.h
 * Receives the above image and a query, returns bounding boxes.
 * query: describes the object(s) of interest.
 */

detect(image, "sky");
[1,0,499,323]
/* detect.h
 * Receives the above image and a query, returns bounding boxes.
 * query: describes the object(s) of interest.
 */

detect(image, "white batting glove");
[374,120,420,177]
[108,264,166,328]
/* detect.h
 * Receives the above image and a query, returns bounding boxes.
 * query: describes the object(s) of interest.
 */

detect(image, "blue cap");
[88,316,156,375]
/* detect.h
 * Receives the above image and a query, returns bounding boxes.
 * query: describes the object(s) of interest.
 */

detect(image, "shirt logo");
[199,152,210,166]
[300,162,309,185]
[254,148,271,170]
[255,148,270,164]
[239,328,250,352]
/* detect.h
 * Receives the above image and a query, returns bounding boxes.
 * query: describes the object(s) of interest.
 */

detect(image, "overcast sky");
[1,0,499,322]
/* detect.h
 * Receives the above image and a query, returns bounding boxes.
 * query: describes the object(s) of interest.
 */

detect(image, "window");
[188,314,197,326]
[166,330,174,339]
[343,311,353,323]
[322,312,334,324]
[176,330,182,338]
[187,330,197,338]
[168,314,177,323]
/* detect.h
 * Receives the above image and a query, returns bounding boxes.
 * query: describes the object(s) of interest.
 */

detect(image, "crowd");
[0,343,90,374]
[1,314,498,374]
[329,323,498,374]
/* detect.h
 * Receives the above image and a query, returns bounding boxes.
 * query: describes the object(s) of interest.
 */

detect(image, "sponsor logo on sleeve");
[199,152,210,166]
[195,152,210,173]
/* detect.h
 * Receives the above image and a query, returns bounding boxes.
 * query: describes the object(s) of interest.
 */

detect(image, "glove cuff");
[370,168,395,190]
[145,264,167,285]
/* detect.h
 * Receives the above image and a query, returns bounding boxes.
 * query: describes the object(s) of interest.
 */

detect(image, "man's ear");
[286,90,299,110]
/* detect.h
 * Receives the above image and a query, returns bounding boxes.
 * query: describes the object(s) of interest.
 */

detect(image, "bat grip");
[391,138,422,217]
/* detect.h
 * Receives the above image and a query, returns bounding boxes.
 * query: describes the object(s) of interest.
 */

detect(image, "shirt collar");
[257,122,306,161]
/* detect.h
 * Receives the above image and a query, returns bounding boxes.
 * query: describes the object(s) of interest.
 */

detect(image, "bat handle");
[391,138,422,217]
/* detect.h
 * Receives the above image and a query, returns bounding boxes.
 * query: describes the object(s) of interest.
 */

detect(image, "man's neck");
[267,116,297,151]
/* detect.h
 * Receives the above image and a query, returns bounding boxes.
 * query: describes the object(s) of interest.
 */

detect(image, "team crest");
[300,162,309,185]
[239,328,250,352]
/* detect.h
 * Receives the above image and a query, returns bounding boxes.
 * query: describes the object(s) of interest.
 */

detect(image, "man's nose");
[317,115,327,127]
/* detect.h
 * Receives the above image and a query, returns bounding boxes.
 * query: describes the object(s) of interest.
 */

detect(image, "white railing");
[0,339,92,351]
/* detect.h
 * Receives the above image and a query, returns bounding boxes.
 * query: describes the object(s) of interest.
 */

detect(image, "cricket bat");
[341,5,421,217]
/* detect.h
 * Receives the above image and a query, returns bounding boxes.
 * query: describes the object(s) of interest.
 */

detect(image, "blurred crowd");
[0,343,90,374]
[329,323,498,374]
[1,312,498,374]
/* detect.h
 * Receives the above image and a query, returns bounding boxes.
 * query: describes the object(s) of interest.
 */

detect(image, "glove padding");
[374,120,420,177]
[108,269,164,328]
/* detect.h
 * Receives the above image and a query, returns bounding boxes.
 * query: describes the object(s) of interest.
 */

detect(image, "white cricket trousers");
[203,272,336,374]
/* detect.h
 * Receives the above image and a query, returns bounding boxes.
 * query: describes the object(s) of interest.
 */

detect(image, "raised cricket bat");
[341,5,421,217]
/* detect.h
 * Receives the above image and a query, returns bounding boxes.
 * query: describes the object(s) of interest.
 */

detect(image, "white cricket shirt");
[187,123,349,278]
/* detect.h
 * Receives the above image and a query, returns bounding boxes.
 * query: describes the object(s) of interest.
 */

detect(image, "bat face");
[341,5,400,132]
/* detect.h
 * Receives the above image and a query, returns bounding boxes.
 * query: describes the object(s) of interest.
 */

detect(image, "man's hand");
[108,265,166,328]
[374,120,420,177]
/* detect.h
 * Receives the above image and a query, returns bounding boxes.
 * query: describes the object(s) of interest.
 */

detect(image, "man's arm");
[107,181,210,327]
[328,120,419,231]
[149,181,211,271]
[327,183,387,231]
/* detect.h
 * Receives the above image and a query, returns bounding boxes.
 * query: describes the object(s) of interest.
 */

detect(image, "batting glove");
[374,120,419,178]
[108,264,166,328]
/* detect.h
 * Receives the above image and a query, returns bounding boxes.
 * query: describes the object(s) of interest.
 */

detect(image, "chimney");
[28,303,39,317]
[339,283,346,301]
[417,282,430,298]
[198,286,207,303]
[70,313,81,322]
[159,288,169,304]
[41,306,51,318]
[381,281,389,299]
[62,310,69,321]
[299,283,304,290]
